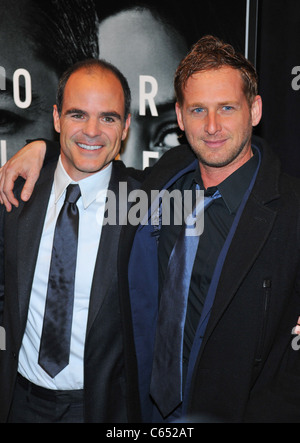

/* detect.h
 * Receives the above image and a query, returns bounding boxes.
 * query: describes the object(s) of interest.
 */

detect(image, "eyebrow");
[65,109,123,120]
[64,108,87,116]
[188,100,240,107]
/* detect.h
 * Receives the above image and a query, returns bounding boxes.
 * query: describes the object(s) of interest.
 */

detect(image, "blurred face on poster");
[98,8,188,169]
[0,2,58,164]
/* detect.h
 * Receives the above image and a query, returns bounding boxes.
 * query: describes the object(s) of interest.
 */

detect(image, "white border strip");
[245,0,250,58]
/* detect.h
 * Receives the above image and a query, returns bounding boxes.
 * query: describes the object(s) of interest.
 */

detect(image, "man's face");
[98,9,188,168]
[176,67,262,173]
[0,4,58,163]
[53,67,130,181]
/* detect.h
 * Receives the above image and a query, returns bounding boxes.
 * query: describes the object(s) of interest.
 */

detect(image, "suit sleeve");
[125,166,152,181]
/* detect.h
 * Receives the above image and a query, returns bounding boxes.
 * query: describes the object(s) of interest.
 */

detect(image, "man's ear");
[251,95,262,127]
[122,113,131,141]
[175,102,185,131]
[53,105,61,133]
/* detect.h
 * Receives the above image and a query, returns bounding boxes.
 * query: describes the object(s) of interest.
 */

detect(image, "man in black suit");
[118,36,300,422]
[0,58,144,423]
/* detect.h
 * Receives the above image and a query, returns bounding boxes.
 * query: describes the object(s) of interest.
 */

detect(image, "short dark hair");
[174,35,258,107]
[56,59,131,120]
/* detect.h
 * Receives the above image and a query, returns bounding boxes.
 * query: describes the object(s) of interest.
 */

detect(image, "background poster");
[1,0,252,170]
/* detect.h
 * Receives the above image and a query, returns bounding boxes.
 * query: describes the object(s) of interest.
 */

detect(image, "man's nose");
[205,111,221,135]
[83,117,101,138]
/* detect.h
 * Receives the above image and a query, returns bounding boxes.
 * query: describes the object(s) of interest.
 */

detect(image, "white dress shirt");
[18,157,112,390]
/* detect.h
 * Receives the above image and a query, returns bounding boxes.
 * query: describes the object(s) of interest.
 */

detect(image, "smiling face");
[53,67,130,181]
[176,67,262,183]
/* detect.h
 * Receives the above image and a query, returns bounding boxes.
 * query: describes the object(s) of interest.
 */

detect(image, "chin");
[74,160,105,174]
[202,158,234,168]
[197,146,248,169]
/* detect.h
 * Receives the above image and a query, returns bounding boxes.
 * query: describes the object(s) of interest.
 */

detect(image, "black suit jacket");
[119,137,300,422]
[0,158,143,423]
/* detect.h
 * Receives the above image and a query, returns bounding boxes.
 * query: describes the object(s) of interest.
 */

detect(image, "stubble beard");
[192,125,253,169]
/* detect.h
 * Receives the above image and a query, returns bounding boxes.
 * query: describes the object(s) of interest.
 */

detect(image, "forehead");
[184,67,245,100]
[63,68,125,111]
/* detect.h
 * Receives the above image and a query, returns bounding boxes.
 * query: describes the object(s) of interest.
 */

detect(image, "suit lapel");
[86,163,137,336]
[17,163,56,325]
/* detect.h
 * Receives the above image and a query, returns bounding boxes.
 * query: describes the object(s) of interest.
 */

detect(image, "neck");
[199,148,253,189]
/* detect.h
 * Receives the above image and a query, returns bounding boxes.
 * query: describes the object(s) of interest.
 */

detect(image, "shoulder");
[112,160,147,183]
[280,173,300,202]
[151,144,196,171]
[111,160,145,195]
[252,136,300,204]
[112,145,196,185]
[139,145,197,188]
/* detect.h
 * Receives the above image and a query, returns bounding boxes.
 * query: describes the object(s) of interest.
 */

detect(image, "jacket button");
[263,279,271,288]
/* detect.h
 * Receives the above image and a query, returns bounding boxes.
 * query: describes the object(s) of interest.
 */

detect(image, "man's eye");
[102,116,115,123]
[222,106,234,111]
[72,114,84,119]
[0,110,29,134]
[192,107,205,114]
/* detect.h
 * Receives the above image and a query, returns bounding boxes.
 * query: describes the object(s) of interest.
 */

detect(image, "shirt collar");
[193,149,259,214]
[54,156,112,209]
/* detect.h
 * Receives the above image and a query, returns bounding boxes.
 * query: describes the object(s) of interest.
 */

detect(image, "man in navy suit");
[119,36,300,423]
